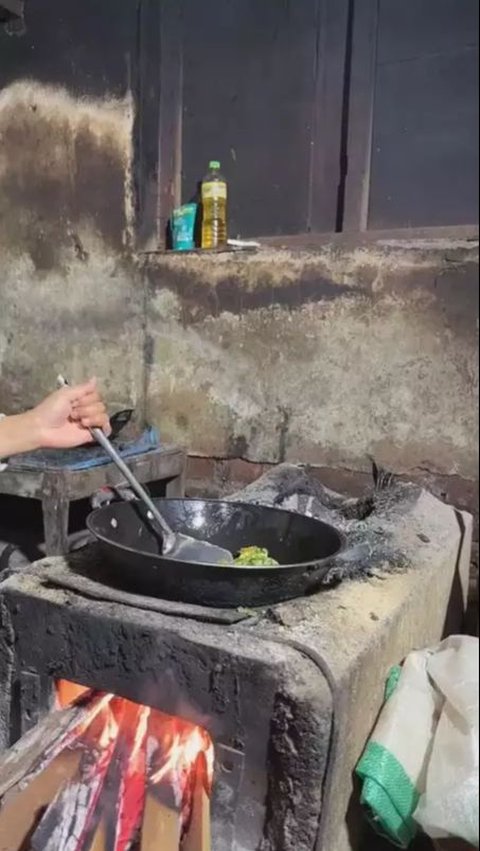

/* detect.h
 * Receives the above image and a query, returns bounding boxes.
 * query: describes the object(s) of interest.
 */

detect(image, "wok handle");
[303,542,365,591]
[56,376,176,550]
[303,561,335,591]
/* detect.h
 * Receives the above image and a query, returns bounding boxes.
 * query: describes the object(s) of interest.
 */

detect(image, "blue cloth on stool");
[10,427,160,471]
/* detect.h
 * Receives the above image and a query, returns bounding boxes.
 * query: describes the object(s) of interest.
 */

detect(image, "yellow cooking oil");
[201,160,227,249]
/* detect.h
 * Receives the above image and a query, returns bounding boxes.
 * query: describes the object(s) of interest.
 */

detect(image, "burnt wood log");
[0,748,82,851]
[182,752,211,851]
[0,690,212,851]
[0,692,100,799]
[30,701,121,851]
[113,702,149,851]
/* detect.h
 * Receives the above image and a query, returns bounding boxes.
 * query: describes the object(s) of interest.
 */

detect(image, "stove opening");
[0,679,214,851]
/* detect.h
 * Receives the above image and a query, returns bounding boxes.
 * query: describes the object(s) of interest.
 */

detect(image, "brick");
[186,456,215,482]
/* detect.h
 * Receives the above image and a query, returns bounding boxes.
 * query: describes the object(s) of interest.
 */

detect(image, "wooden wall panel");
[180,0,345,238]
[345,0,479,230]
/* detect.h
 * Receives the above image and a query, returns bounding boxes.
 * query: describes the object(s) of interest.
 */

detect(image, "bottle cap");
[209,160,221,170]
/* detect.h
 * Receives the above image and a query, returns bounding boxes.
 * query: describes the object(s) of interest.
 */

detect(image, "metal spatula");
[57,376,234,565]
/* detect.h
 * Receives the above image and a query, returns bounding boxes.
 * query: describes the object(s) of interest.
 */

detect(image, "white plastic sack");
[357,635,479,848]
[414,635,479,846]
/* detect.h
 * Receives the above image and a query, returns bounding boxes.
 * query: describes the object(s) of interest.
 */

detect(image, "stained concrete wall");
[0,79,143,416]
[144,238,478,500]
[0,0,144,418]
[0,19,477,531]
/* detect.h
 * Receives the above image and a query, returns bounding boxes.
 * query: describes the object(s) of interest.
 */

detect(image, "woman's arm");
[0,412,43,458]
[0,379,110,461]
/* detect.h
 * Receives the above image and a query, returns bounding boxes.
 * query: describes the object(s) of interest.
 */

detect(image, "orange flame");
[131,704,151,760]
[55,680,214,792]
[98,698,120,748]
[56,679,90,708]
[150,724,214,793]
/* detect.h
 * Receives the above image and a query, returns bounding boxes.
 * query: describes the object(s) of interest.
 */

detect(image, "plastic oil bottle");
[201,160,227,249]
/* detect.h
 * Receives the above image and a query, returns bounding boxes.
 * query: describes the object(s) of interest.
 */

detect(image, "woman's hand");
[29,378,111,449]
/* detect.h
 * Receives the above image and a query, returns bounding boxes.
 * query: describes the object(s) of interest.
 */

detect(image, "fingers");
[72,402,110,432]
[80,408,111,432]
[70,392,102,419]
[67,379,111,434]
[64,377,97,403]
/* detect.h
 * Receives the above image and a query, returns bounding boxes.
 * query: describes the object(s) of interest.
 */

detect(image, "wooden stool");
[0,445,186,556]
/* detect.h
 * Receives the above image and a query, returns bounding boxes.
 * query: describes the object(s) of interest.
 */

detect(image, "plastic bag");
[356,636,479,848]
[414,636,479,846]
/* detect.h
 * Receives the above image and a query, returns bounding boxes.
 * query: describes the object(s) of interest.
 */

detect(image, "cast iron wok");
[86,498,346,608]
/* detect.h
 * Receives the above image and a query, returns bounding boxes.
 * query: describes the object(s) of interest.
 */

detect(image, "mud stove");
[0,466,472,851]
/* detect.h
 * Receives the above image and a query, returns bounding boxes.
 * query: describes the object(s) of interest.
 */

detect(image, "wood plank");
[42,487,70,557]
[308,0,350,233]
[0,446,185,501]
[87,818,107,851]
[375,0,478,65]
[141,790,181,851]
[368,41,478,229]
[134,0,163,250]
[342,0,379,231]
[157,0,183,248]
[181,0,322,238]
[0,748,82,851]
[181,754,211,851]
[344,0,478,230]
[0,699,90,799]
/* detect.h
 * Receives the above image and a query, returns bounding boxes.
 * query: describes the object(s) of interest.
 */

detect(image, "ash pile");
[230,462,429,585]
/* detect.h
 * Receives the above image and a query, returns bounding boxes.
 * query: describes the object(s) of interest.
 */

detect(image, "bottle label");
[202,181,227,200]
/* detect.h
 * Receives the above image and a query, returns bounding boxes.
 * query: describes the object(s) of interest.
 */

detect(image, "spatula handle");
[90,426,175,541]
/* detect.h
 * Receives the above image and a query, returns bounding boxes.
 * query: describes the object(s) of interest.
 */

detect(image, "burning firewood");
[0,693,121,851]
[112,701,150,851]
[0,747,82,851]
[141,709,213,851]
[182,752,211,851]
[0,685,214,851]
[29,698,120,851]
[0,690,105,800]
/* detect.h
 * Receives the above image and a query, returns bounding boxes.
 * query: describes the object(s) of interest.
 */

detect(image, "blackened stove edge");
[245,630,339,851]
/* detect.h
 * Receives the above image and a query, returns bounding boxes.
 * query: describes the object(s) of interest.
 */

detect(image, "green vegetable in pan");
[233,546,279,566]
